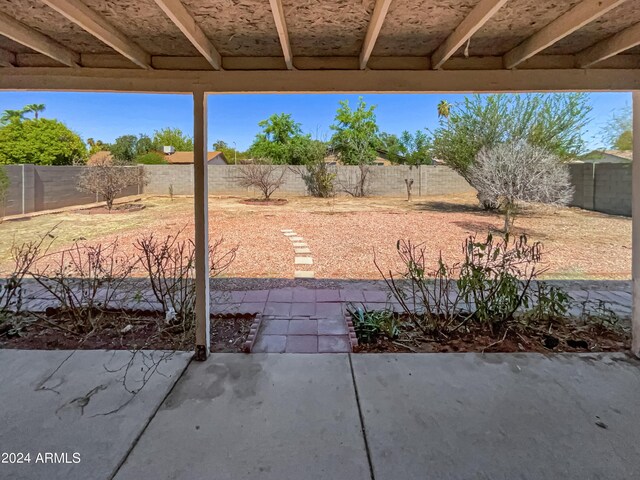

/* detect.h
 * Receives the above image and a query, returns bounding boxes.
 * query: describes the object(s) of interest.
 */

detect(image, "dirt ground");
[0,193,631,280]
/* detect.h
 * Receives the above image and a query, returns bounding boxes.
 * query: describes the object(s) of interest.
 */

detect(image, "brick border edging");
[243,313,264,353]
[344,312,358,351]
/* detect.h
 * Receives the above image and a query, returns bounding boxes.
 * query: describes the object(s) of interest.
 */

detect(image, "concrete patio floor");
[1,350,640,479]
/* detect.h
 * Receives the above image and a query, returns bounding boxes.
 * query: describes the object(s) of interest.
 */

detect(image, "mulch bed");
[240,198,288,206]
[75,203,146,215]
[0,311,254,353]
[353,314,630,354]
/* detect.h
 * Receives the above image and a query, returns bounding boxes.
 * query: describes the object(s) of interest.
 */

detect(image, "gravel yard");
[0,193,631,280]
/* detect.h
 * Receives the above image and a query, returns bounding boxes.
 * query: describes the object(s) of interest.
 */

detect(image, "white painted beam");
[504,0,628,69]
[577,22,640,68]
[431,0,508,70]
[359,0,393,70]
[154,0,221,70]
[42,0,151,70]
[0,11,80,67]
[633,91,640,357]
[1,67,640,93]
[193,89,210,360]
[269,0,293,70]
[0,47,15,67]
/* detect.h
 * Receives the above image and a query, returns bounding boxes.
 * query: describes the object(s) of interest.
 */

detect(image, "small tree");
[235,161,286,200]
[468,142,574,233]
[77,156,147,211]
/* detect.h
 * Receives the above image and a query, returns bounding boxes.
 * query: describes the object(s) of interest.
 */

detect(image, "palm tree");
[437,100,451,119]
[0,108,26,124]
[24,103,45,120]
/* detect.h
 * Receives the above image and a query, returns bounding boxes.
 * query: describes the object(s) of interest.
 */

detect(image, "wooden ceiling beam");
[360,0,393,69]
[0,46,16,67]
[42,0,151,69]
[431,0,508,70]
[577,22,640,68]
[153,0,221,70]
[504,0,628,69]
[0,11,80,67]
[1,67,639,94]
[269,0,293,70]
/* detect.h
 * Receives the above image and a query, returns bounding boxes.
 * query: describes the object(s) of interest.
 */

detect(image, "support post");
[633,91,640,356]
[193,89,210,360]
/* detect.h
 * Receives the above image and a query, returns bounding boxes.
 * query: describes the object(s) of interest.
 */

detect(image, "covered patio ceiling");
[0,0,638,93]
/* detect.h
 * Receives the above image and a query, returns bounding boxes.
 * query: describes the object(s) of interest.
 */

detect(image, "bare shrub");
[235,161,286,200]
[30,239,137,333]
[0,230,55,315]
[468,141,574,233]
[135,230,237,335]
[376,233,568,338]
[77,156,147,211]
[337,163,373,197]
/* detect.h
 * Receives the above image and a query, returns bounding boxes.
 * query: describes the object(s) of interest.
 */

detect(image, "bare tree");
[77,156,147,211]
[235,161,286,200]
[468,141,573,233]
[337,163,374,197]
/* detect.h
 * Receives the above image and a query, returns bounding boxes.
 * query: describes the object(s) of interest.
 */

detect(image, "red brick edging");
[243,313,264,353]
[344,313,358,350]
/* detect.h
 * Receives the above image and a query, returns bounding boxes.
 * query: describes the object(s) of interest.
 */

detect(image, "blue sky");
[0,91,631,152]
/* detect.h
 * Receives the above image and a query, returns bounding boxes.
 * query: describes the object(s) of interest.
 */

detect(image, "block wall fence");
[142,164,474,197]
[568,163,631,217]
[0,163,631,217]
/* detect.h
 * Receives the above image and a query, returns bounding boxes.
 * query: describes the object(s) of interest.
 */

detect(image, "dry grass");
[0,193,631,280]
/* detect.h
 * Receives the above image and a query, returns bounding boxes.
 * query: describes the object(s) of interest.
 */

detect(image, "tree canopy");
[432,93,592,181]
[330,97,379,165]
[601,106,632,151]
[151,127,193,151]
[0,116,86,165]
[249,113,325,165]
[377,130,432,165]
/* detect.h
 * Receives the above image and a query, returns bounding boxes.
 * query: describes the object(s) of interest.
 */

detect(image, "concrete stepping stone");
[290,236,304,242]
[293,242,308,248]
[295,256,313,265]
[295,271,315,278]
[295,248,311,254]
[283,232,297,237]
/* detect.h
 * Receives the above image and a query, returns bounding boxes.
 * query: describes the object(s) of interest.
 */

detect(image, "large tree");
[0,117,86,165]
[601,106,632,151]
[330,97,379,165]
[152,127,193,151]
[432,93,592,183]
[109,135,139,163]
[249,113,324,165]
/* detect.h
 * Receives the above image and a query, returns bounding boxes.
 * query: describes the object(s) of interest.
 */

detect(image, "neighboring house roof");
[577,150,633,163]
[165,151,228,164]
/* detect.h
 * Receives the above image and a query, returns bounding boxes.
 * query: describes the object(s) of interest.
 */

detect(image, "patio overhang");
[1,0,639,359]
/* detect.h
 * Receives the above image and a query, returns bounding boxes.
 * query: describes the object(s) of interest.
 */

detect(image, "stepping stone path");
[253,315,355,353]
[281,229,315,279]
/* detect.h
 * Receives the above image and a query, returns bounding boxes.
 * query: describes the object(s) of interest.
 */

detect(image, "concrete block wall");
[421,165,473,195]
[144,164,473,198]
[568,162,630,217]
[2,164,141,216]
[593,163,631,216]
[144,165,193,196]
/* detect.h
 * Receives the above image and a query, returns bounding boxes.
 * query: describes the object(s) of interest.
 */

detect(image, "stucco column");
[633,91,640,356]
[193,89,210,361]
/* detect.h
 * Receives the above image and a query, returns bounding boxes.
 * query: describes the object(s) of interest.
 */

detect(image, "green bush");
[348,306,398,344]
[136,152,168,165]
